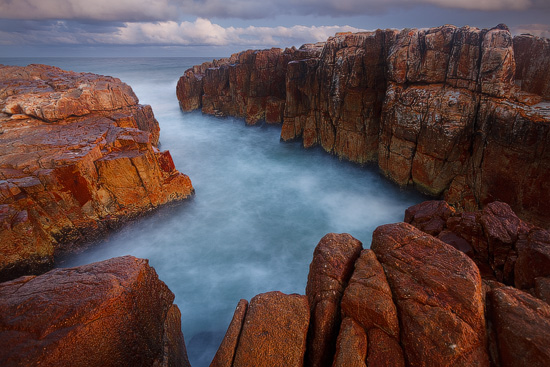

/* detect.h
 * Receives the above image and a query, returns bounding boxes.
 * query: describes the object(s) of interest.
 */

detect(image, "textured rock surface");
[405,200,550,290]
[232,291,310,367]
[0,64,194,281]
[210,299,248,367]
[305,233,362,367]
[0,255,190,367]
[487,286,550,367]
[177,25,550,228]
[209,201,550,367]
[371,222,490,367]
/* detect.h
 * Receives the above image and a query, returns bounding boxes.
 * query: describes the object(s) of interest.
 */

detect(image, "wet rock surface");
[177,25,550,228]
[0,64,194,281]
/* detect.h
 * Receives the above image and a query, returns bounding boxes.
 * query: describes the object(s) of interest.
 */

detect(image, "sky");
[0,0,549,57]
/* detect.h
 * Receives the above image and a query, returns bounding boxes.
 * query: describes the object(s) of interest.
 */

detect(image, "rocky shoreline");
[1,200,548,366]
[0,64,194,281]
[177,24,550,228]
[1,24,550,367]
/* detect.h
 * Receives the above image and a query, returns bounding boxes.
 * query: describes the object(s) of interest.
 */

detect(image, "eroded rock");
[0,256,190,367]
[0,64,194,281]
[177,25,550,228]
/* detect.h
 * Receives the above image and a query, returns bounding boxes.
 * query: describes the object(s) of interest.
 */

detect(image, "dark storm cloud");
[0,0,178,21]
[1,0,542,21]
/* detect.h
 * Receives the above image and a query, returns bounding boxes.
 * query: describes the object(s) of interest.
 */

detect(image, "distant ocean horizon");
[0,57,426,366]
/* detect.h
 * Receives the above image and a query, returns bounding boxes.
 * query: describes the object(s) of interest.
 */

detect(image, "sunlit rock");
[177,24,550,228]
[0,64,194,281]
[0,256,190,367]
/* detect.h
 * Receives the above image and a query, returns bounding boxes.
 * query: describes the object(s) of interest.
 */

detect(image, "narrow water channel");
[2,57,427,366]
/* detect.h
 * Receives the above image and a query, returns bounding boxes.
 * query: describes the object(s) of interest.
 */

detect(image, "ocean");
[0,57,426,366]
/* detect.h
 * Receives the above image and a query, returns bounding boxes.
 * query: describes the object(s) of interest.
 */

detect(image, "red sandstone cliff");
[209,201,550,367]
[0,64,194,281]
[177,24,550,228]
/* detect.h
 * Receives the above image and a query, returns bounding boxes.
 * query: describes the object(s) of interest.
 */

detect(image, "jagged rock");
[304,233,362,367]
[515,228,550,290]
[513,34,550,99]
[487,286,550,367]
[371,222,490,367]
[340,249,399,338]
[404,200,455,235]
[0,256,190,367]
[340,249,404,365]
[406,200,550,289]
[208,202,550,367]
[210,299,248,367]
[0,64,194,281]
[177,25,550,228]
[232,291,309,367]
[332,317,367,367]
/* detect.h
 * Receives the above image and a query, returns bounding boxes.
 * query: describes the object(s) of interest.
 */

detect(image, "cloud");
[512,23,550,38]
[0,0,177,21]
[0,17,365,48]
[0,0,539,22]
[180,0,535,19]
[110,19,365,46]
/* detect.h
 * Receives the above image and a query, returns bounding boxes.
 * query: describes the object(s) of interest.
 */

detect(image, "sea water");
[0,57,426,366]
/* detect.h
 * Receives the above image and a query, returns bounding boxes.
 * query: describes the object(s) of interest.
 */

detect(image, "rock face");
[177,25,550,228]
[404,200,550,291]
[0,64,194,281]
[0,255,190,367]
[211,291,310,367]
[209,201,550,366]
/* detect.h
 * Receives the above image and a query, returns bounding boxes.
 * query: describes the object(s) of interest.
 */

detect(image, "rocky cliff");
[210,201,550,367]
[0,64,194,281]
[0,255,191,367]
[177,24,550,228]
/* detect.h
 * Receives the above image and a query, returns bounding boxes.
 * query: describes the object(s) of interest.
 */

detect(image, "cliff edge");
[177,24,550,228]
[0,64,194,281]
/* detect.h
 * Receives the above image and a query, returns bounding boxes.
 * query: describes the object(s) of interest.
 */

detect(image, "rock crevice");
[209,201,550,366]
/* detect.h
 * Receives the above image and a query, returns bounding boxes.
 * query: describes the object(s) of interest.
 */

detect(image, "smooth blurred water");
[1,57,426,366]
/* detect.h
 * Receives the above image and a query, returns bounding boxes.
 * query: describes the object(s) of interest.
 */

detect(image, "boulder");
[0,256,190,367]
[305,233,362,367]
[487,286,550,367]
[210,299,248,367]
[371,222,490,367]
[232,291,310,367]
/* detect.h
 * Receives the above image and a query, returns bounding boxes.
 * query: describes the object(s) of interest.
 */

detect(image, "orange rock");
[210,299,248,367]
[404,200,455,236]
[305,233,362,367]
[371,222,490,367]
[177,24,550,227]
[0,64,194,281]
[0,256,190,367]
[514,34,550,98]
[332,317,367,367]
[487,286,550,367]
[340,249,399,339]
[232,291,309,367]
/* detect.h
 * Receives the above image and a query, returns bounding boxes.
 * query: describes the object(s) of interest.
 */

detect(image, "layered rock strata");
[0,64,194,281]
[0,255,191,367]
[177,25,550,228]
[209,202,550,366]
